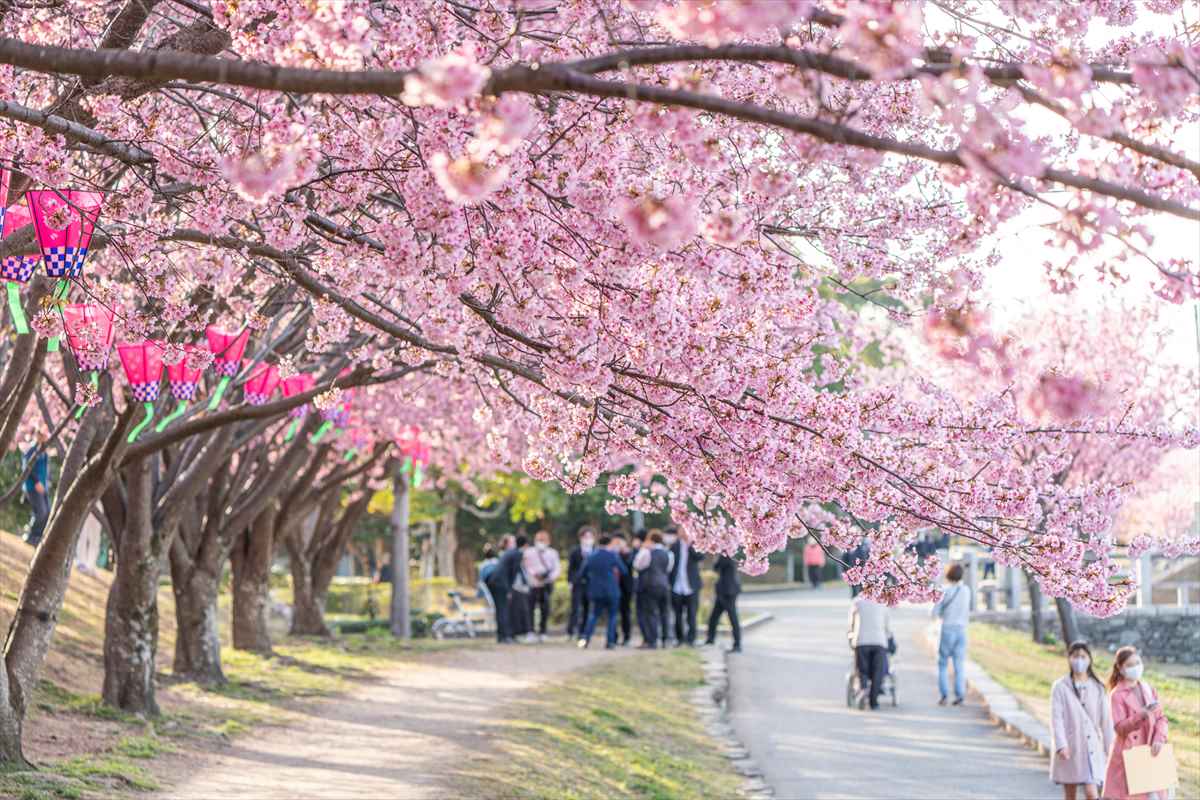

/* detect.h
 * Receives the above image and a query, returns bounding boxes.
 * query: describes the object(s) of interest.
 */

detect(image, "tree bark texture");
[231,505,276,653]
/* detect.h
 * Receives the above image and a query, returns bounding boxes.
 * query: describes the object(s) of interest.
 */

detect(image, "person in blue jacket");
[21,435,51,547]
[577,535,628,650]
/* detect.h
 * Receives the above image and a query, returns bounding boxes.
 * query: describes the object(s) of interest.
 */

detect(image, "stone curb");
[690,619,776,799]
[922,626,1053,757]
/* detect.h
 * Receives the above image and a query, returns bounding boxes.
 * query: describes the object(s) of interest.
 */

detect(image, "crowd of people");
[477,525,743,653]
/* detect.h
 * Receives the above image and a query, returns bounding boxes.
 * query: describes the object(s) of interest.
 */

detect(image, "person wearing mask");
[633,530,672,648]
[615,534,637,646]
[848,594,892,710]
[481,540,512,643]
[1104,646,1170,800]
[523,529,561,643]
[577,535,628,649]
[704,554,742,653]
[668,526,703,646]
[566,527,596,640]
[804,538,826,589]
[21,435,51,548]
[932,562,970,706]
[1050,642,1113,800]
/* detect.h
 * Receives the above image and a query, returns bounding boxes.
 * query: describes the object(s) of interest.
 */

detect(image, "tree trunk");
[1054,596,1081,647]
[1025,569,1046,644]
[102,456,164,716]
[171,570,224,684]
[390,474,411,639]
[436,504,456,579]
[286,510,331,637]
[231,507,276,653]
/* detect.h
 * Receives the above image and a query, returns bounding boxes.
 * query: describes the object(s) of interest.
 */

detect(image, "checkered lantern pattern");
[170,381,199,401]
[215,357,241,376]
[244,391,271,406]
[1,256,37,283]
[75,352,110,372]
[289,404,309,419]
[321,407,351,427]
[41,245,86,278]
[130,381,161,402]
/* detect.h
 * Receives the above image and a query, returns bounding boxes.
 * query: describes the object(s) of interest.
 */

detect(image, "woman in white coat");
[1050,641,1114,800]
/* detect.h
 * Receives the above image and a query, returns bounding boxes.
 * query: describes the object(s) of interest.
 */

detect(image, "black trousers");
[25,490,49,547]
[636,590,668,646]
[618,589,633,643]
[509,590,532,636]
[808,564,822,588]
[855,644,887,708]
[492,588,511,642]
[671,591,699,644]
[531,585,553,635]
[567,583,590,636]
[705,592,741,647]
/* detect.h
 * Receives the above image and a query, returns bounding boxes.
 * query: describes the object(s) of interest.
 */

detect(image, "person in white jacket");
[1049,641,1113,800]
[848,595,892,710]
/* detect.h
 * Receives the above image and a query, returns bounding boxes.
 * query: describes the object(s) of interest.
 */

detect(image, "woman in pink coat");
[1050,642,1113,800]
[1103,646,1170,800]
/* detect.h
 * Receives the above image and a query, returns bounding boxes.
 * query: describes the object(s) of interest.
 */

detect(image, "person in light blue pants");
[932,562,971,705]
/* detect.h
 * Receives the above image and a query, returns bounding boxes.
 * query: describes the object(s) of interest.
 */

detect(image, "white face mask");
[1069,657,1090,675]
[535,542,547,550]
[1123,663,1144,681]
[663,534,678,546]
[581,538,594,550]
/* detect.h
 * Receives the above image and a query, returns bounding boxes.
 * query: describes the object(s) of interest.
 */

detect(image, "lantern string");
[6,283,28,334]
[207,375,232,411]
[343,449,357,462]
[46,279,70,353]
[284,418,301,441]
[309,420,333,443]
[155,400,188,432]
[127,401,156,443]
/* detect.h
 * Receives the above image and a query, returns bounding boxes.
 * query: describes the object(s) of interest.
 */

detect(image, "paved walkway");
[728,587,1053,800]
[160,643,628,799]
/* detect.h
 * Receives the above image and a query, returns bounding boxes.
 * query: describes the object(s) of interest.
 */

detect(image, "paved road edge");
[691,612,776,799]
[922,626,1053,757]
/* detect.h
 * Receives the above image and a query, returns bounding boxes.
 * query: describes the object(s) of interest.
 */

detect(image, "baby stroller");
[845,639,898,708]
[431,589,493,639]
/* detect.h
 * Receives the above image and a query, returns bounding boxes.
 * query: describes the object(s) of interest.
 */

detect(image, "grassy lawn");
[971,622,1200,799]
[452,648,742,800]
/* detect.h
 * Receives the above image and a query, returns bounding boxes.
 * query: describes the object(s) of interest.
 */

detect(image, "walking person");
[1104,646,1171,800]
[577,535,628,649]
[932,562,970,706]
[1050,642,1113,800]
[566,527,596,640]
[633,530,672,648]
[21,435,51,548]
[523,529,561,642]
[668,526,703,646]
[615,534,637,645]
[804,538,826,589]
[848,594,892,710]
[704,554,742,653]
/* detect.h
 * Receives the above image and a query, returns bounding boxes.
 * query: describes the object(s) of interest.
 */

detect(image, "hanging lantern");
[395,425,430,488]
[205,325,249,410]
[243,363,280,406]
[62,303,115,419]
[117,340,164,443]
[1,171,40,334]
[156,345,204,432]
[280,373,315,441]
[25,189,103,352]
[310,368,354,443]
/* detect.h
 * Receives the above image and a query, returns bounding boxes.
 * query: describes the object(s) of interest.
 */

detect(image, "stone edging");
[690,613,775,799]
[923,626,1053,757]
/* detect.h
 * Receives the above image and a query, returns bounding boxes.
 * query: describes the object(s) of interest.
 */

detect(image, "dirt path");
[160,641,630,800]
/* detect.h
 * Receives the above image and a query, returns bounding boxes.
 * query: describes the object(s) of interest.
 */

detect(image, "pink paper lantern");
[243,363,280,406]
[62,303,115,371]
[166,345,204,401]
[118,340,165,402]
[25,190,103,278]
[281,373,315,418]
[205,326,250,377]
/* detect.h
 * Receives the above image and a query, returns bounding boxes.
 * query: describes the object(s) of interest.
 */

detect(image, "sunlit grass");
[453,648,742,800]
[972,622,1200,798]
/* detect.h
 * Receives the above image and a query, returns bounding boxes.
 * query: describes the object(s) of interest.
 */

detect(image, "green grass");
[0,750,162,799]
[452,649,742,800]
[972,622,1200,798]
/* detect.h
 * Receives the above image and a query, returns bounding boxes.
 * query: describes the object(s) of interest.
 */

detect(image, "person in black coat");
[633,530,672,648]
[615,534,638,645]
[565,527,596,638]
[704,554,742,652]
[668,526,704,646]
[494,535,528,643]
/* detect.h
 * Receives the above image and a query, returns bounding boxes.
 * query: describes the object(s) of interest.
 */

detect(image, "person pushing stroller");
[848,594,893,710]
